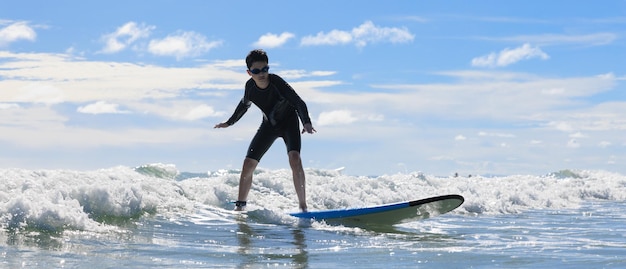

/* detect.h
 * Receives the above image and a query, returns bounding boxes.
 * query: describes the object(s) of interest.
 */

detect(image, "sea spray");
[2,164,625,234]
[0,166,193,233]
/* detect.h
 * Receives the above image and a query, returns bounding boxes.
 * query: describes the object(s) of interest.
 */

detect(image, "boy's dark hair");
[246,49,269,69]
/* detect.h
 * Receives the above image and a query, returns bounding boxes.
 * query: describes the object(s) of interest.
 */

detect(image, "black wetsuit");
[225,74,312,161]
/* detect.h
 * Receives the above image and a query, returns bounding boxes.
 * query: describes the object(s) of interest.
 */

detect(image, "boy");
[214,49,316,212]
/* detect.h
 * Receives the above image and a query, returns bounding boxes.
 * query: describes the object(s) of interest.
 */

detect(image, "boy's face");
[247,61,270,87]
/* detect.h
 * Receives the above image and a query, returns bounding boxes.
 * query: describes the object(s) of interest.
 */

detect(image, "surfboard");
[290,194,464,226]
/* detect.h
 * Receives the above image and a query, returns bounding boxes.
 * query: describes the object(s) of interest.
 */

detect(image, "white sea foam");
[0,165,193,233]
[1,164,625,233]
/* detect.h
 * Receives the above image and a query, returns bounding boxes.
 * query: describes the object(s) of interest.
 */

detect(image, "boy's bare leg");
[288,150,307,212]
[235,157,258,211]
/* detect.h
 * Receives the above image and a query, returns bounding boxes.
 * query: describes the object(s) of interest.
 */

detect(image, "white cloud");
[370,70,619,134]
[77,101,130,114]
[180,104,223,121]
[0,21,36,46]
[598,141,611,148]
[0,48,623,175]
[548,121,575,132]
[124,100,227,122]
[253,32,295,48]
[277,69,336,80]
[541,88,565,95]
[472,43,549,67]
[317,110,358,126]
[478,132,515,138]
[302,29,352,46]
[99,22,221,58]
[0,105,68,134]
[497,33,617,46]
[314,110,383,126]
[0,104,207,148]
[301,21,414,48]
[366,113,384,121]
[400,16,429,23]
[148,31,222,59]
[16,83,65,104]
[0,103,20,110]
[432,70,540,81]
[0,51,245,104]
[567,138,580,148]
[100,22,154,53]
[455,135,467,141]
[351,21,414,47]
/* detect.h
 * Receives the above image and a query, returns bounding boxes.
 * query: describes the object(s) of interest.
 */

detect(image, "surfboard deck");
[290,194,464,226]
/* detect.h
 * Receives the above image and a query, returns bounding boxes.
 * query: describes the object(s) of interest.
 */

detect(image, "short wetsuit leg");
[281,116,301,153]
[246,122,278,161]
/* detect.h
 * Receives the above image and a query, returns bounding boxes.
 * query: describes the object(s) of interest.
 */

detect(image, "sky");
[1,1,625,176]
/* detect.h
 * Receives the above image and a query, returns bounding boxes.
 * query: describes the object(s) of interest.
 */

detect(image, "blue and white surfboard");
[290,194,464,225]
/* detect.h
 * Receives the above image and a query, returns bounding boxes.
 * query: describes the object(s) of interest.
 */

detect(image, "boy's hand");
[301,123,316,134]
[214,122,230,128]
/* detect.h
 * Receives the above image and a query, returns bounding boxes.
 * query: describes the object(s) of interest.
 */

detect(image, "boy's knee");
[288,151,301,164]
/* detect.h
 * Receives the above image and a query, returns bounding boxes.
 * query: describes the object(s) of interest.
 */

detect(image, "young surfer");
[214,49,316,212]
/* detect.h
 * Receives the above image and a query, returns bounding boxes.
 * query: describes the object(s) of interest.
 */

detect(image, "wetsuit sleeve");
[272,74,312,125]
[225,81,253,125]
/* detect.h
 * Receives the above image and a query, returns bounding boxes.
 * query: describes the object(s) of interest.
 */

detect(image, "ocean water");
[1,164,625,268]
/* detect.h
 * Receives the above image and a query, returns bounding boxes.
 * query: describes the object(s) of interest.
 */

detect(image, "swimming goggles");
[249,65,270,74]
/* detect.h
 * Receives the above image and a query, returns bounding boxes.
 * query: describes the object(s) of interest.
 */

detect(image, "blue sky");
[1,1,625,176]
